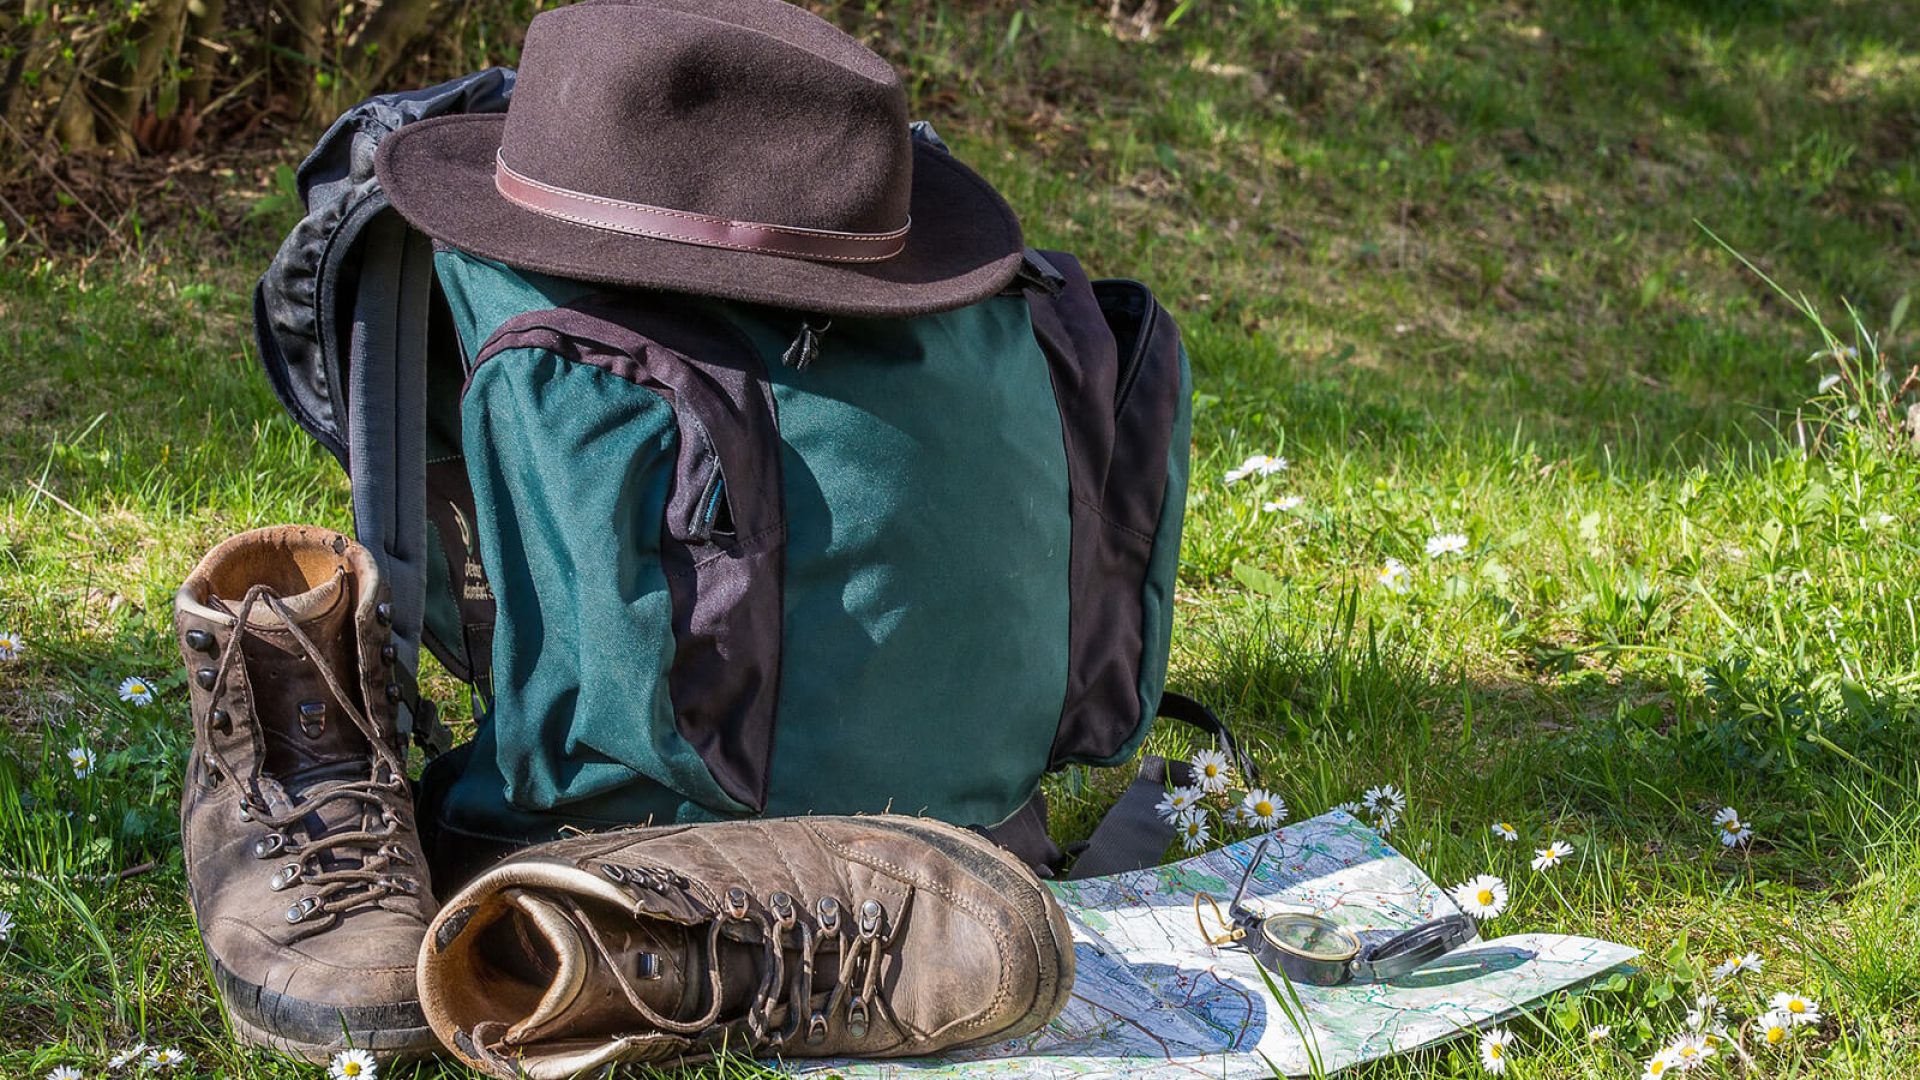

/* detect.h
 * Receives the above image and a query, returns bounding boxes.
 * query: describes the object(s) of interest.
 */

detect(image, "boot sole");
[852,815,1079,1049]
[210,949,443,1063]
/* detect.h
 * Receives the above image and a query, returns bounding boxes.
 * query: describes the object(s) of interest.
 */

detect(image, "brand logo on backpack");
[452,502,494,603]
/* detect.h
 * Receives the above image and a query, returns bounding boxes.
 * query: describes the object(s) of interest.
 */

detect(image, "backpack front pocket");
[464,299,786,816]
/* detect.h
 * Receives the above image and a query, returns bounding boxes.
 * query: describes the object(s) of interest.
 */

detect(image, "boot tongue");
[215,569,374,781]
[503,891,707,1046]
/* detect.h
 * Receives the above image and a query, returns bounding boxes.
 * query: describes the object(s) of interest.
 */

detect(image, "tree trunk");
[1,0,52,146]
[273,0,330,120]
[343,0,442,100]
[91,0,191,153]
[180,0,228,110]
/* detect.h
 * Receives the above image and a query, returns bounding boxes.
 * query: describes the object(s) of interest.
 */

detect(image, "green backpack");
[256,78,1243,886]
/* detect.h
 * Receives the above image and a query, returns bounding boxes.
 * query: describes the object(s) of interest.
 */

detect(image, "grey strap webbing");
[1064,692,1256,878]
[347,210,448,754]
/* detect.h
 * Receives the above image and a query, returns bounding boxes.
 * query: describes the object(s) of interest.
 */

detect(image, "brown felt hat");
[374,0,1025,318]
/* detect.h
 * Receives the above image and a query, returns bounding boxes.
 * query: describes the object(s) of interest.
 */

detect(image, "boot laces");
[201,583,421,929]
[558,881,888,1052]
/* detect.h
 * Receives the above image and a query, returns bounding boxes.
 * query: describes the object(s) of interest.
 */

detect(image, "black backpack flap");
[254,68,515,465]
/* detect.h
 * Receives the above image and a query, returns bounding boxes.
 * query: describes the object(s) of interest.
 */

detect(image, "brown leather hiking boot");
[174,525,439,1061]
[417,815,1075,1078]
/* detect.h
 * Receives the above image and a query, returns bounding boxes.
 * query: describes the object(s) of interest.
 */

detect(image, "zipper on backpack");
[781,319,831,371]
[684,459,730,544]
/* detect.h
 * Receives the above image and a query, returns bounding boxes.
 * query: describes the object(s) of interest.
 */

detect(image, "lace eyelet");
[268,863,301,891]
[599,863,628,883]
[253,833,287,858]
[807,1012,830,1044]
[847,999,870,1039]
[285,896,321,924]
[815,896,840,932]
[770,892,797,928]
[725,886,750,919]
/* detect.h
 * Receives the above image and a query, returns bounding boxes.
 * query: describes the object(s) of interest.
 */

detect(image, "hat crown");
[500,0,912,237]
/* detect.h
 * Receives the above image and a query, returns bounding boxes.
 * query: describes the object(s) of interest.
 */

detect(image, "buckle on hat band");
[493,153,910,263]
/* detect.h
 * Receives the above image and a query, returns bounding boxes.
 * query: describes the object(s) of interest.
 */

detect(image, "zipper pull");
[781,318,832,371]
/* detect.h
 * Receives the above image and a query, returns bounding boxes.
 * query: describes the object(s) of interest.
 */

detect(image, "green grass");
[3,0,1919,1076]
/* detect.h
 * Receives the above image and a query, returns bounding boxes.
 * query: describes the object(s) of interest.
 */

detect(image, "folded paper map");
[803,810,1638,1078]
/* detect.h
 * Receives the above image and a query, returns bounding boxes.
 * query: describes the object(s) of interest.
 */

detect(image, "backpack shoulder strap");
[252,68,515,756]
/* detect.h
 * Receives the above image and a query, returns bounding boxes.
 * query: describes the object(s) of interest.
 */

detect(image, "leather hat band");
[494,153,910,263]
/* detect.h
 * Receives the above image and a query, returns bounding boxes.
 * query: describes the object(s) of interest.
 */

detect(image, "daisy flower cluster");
[1624,954,1821,1079]
[1155,748,1287,851]
[43,1042,193,1078]
[1223,452,1288,485]
[1328,784,1406,835]
[1224,451,1306,518]
[1374,532,1474,595]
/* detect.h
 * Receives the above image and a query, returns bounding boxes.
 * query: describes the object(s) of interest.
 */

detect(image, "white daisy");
[1666,1033,1716,1070]
[1478,1027,1515,1074]
[1189,749,1232,794]
[116,675,156,707]
[0,908,13,942]
[1224,453,1288,484]
[1755,1010,1794,1048]
[1686,991,1727,1032]
[1587,1024,1611,1043]
[1332,801,1365,819]
[1240,788,1286,830]
[1531,840,1574,871]
[1491,821,1519,842]
[1262,496,1303,513]
[106,1043,148,1070]
[329,1048,380,1080]
[45,1068,84,1080]
[1768,991,1820,1026]
[1711,807,1752,848]
[1370,808,1399,835]
[1378,557,1410,594]
[1711,951,1762,981]
[0,629,22,660]
[1155,786,1204,824]
[1177,811,1212,852]
[67,746,97,779]
[143,1048,187,1070]
[1817,372,1844,393]
[1640,1047,1680,1080]
[1448,874,1509,920]
[1362,784,1407,816]
[1425,532,1469,558]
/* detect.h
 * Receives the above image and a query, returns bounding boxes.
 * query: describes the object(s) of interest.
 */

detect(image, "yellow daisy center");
[1476,889,1495,905]
[1204,764,1220,777]
[1500,823,1513,832]
[343,1065,362,1077]
[1788,1000,1804,1013]
[1767,1027,1785,1044]
[1723,821,1740,833]
[1679,1047,1698,1060]
[1254,801,1272,817]
[1649,1061,1666,1076]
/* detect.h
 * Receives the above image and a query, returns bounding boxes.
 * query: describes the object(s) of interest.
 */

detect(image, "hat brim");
[375,113,1024,319]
